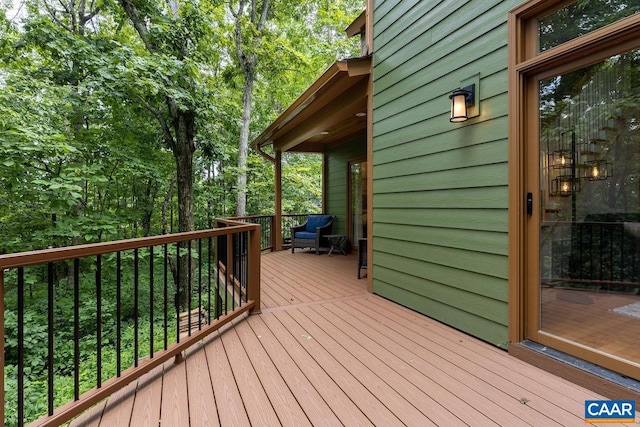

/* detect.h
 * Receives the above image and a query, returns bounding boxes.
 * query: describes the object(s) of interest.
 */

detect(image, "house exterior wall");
[371,0,519,347]
[326,137,367,237]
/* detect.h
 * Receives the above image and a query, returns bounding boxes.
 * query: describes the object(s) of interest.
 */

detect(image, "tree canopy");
[0,0,363,254]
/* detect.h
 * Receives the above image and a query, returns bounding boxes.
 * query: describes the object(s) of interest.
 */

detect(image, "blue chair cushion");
[294,231,317,239]
[305,215,332,233]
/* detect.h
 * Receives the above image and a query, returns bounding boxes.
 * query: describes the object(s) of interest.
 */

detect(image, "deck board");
[234,319,313,427]
[219,325,282,426]
[273,309,405,426]
[317,301,516,426]
[129,364,163,426]
[246,315,344,426]
[96,376,136,426]
[203,331,251,427]
[258,311,374,426]
[67,251,639,426]
[185,344,219,427]
[328,299,556,426]
[160,354,189,426]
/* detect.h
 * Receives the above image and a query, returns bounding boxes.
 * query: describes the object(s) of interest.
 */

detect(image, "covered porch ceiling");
[251,56,371,154]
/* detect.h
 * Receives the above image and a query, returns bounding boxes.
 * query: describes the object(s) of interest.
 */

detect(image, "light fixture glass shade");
[584,159,612,181]
[449,89,469,122]
[551,175,581,197]
[551,149,573,168]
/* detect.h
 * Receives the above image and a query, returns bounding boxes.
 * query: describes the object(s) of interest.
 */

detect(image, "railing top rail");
[0,224,258,270]
[542,221,638,226]
[224,215,273,221]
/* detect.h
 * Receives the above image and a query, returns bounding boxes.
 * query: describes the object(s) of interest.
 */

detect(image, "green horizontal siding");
[374,163,507,193]
[374,237,508,280]
[374,115,508,161]
[326,138,366,237]
[374,186,508,210]
[375,208,507,233]
[375,139,508,179]
[374,279,509,349]
[375,223,508,256]
[375,264,507,324]
[372,0,519,347]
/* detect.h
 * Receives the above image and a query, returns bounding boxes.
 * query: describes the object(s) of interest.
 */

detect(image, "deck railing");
[542,221,639,289]
[0,220,261,427]
[228,213,309,251]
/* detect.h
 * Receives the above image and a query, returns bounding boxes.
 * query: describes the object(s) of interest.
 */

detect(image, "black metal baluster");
[134,249,139,367]
[244,232,249,303]
[620,225,625,282]
[599,225,604,282]
[74,258,80,400]
[578,224,584,280]
[116,252,122,376]
[150,246,154,358]
[232,234,236,311]
[589,225,594,281]
[47,263,54,416]
[216,237,221,320]
[208,237,212,324]
[239,233,242,309]
[609,226,614,283]
[96,255,102,388]
[164,244,168,350]
[633,228,639,283]
[18,267,24,427]
[176,242,181,343]
[238,233,242,307]
[188,242,192,336]
[198,239,202,331]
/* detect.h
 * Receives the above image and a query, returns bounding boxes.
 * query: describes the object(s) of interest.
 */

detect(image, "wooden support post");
[274,150,283,251]
[248,224,262,314]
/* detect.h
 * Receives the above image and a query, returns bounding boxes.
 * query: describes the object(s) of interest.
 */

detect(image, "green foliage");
[0,0,363,420]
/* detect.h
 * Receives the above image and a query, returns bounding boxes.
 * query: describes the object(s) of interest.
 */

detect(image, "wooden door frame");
[508,0,640,378]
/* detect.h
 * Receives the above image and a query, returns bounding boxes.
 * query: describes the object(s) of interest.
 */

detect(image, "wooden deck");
[68,250,638,426]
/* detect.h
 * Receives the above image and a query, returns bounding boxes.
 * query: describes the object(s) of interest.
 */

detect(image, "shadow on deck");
[68,251,629,426]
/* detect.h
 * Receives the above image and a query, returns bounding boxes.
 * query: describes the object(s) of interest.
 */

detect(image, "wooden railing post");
[274,150,283,251]
[248,224,262,314]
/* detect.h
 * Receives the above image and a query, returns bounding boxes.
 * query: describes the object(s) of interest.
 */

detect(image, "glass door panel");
[539,50,640,366]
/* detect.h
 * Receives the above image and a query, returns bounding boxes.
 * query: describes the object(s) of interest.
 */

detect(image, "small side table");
[326,234,347,256]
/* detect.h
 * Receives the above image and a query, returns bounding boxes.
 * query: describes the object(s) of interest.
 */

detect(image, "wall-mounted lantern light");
[449,84,475,123]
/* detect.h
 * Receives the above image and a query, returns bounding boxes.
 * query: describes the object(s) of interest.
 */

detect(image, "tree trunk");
[235,76,254,216]
[232,0,269,217]
[173,110,196,309]
[118,0,197,310]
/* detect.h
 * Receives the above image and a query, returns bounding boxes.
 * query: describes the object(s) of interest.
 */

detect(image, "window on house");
[539,1,640,52]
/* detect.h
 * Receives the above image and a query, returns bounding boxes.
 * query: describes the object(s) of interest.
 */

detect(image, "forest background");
[0,1,362,424]
[0,0,363,255]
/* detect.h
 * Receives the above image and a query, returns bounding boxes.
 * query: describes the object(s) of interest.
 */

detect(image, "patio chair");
[291,215,335,255]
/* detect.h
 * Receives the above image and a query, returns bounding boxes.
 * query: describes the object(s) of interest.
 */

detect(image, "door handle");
[526,192,533,216]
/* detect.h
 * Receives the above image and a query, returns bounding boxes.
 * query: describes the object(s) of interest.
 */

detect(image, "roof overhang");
[251,56,371,154]
[346,11,366,37]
